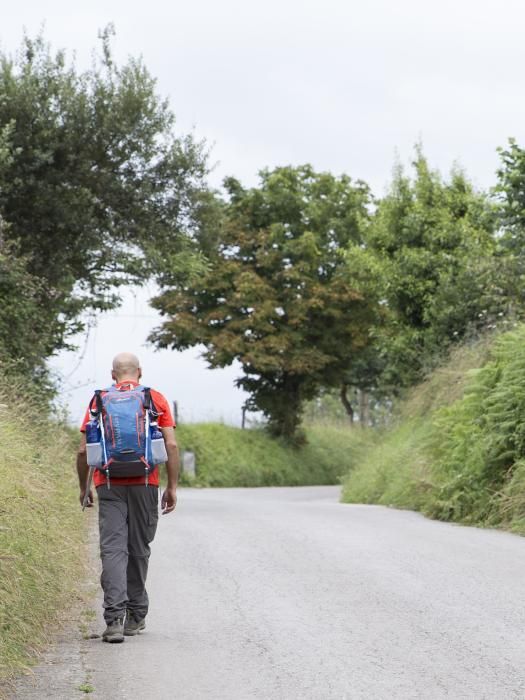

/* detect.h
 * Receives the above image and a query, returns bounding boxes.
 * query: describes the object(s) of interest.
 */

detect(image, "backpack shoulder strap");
[90,389,104,416]
[142,386,159,417]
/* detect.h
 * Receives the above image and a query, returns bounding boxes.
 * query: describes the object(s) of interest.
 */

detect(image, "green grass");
[78,682,95,694]
[341,328,525,535]
[0,380,86,685]
[176,422,364,487]
[339,419,434,510]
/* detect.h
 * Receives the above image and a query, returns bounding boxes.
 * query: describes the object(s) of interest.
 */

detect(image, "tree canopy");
[151,152,524,438]
[353,151,510,391]
[0,29,208,372]
[151,165,378,439]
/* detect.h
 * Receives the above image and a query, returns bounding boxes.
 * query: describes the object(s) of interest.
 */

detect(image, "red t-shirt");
[80,381,175,488]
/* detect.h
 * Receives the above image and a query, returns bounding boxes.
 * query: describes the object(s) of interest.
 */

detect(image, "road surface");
[10,486,525,699]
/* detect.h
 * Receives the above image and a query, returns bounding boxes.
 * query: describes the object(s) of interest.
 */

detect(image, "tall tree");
[0,235,54,381]
[0,129,54,381]
[493,138,525,311]
[496,138,525,255]
[0,29,209,367]
[151,165,378,440]
[360,150,508,390]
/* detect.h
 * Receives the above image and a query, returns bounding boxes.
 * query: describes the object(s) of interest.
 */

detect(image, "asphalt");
[9,486,525,699]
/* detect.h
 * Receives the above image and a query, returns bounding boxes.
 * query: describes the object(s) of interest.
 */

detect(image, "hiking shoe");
[102,618,125,643]
[124,614,146,636]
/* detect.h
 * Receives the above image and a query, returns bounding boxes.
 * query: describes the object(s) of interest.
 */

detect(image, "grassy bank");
[176,423,363,487]
[342,327,525,534]
[0,382,85,686]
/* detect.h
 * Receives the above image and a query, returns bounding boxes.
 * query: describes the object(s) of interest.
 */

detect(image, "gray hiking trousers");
[97,484,159,623]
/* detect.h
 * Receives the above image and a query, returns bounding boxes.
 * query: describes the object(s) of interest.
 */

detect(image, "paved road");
[11,486,525,699]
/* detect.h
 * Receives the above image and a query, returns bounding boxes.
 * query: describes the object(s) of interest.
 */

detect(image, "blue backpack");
[90,384,158,484]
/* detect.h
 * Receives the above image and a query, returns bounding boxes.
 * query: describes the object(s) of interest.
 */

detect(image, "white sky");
[3,0,525,424]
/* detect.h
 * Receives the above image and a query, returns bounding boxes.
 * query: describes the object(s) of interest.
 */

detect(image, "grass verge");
[0,380,86,688]
[176,422,365,487]
[342,328,525,535]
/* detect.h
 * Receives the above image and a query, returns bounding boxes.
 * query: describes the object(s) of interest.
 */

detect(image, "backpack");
[90,384,159,485]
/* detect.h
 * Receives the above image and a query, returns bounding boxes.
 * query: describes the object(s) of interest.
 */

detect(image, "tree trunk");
[267,374,305,444]
[358,389,369,428]
[340,383,354,425]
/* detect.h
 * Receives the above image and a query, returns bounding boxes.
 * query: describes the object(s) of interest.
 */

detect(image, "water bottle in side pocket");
[150,422,168,464]
[86,418,103,468]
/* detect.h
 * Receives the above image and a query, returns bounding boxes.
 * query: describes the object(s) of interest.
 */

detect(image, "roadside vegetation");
[176,423,364,487]
[0,378,86,686]
[342,327,525,535]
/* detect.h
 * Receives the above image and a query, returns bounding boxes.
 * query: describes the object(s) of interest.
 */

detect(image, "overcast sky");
[2,0,525,424]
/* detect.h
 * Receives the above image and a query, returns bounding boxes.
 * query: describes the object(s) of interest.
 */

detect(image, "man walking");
[76,352,179,643]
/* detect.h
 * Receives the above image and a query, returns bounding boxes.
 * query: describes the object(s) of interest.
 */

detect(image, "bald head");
[112,352,141,382]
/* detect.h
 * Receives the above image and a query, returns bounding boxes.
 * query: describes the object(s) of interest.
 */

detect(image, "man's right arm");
[77,434,94,507]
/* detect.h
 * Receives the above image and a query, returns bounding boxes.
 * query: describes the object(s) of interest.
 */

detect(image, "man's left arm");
[160,426,179,514]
